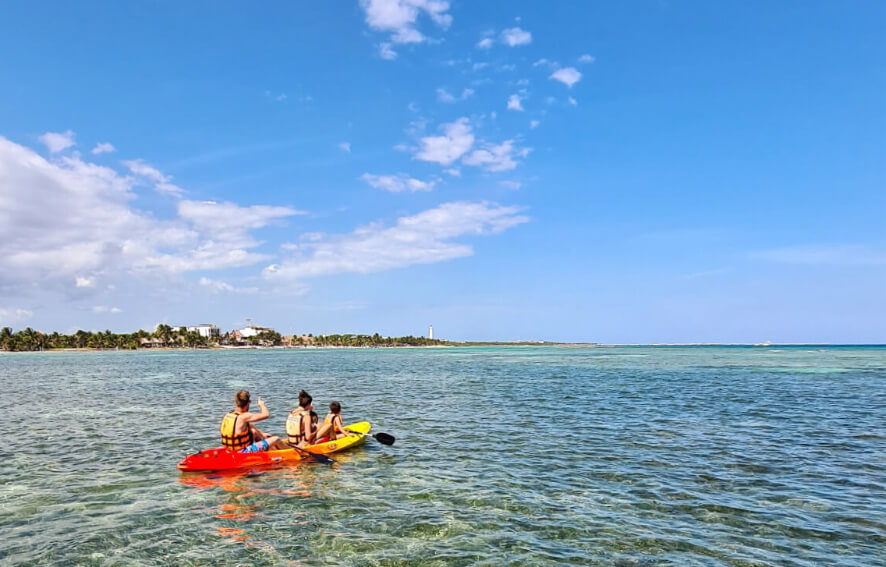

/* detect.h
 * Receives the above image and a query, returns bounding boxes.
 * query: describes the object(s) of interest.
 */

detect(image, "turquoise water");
[1,346,884,566]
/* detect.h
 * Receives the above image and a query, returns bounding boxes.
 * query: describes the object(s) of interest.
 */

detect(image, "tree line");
[0,326,446,351]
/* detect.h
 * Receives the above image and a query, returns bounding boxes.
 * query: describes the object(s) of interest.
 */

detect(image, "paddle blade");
[373,432,395,446]
[305,451,335,465]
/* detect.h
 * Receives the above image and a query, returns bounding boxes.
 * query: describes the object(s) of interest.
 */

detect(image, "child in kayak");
[286,390,316,447]
[314,401,351,443]
[220,390,286,453]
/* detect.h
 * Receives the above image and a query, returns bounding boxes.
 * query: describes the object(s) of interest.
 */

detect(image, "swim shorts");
[240,439,270,453]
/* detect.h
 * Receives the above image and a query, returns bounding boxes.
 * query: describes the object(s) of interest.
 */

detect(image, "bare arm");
[242,398,270,424]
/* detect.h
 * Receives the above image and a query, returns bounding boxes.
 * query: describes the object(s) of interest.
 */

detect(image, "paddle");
[339,428,395,446]
[286,443,336,465]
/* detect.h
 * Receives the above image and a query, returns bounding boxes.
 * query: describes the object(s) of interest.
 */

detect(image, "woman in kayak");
[220,390,286,453]
[314,401,351,443]
[286,390,316,447]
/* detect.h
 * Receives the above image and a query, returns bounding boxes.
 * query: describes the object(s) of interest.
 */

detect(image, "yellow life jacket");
[286,409,310,444]
[220,411,253,451]
[324,413,342,433]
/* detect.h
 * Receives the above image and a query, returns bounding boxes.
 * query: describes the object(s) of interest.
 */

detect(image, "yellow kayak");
[304,421,371,454]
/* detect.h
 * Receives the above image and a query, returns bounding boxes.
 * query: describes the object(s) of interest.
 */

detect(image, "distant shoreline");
[3,342,885,354]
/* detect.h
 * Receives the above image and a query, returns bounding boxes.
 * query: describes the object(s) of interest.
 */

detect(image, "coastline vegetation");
[0,326,447,352]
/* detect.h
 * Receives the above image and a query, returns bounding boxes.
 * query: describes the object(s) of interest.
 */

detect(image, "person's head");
[330,401,341,415]
[235,390,250,410]
[298,389,312,409]
[310,410,318,424]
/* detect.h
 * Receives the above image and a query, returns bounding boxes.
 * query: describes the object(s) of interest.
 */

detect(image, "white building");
[239,325,274,338]
[428,325,434,340]
[187,324,219,338]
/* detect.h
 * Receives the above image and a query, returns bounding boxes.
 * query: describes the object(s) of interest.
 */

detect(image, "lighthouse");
[428,325,434,340]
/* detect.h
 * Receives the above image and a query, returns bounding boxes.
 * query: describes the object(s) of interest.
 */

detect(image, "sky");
[0,1,884,343]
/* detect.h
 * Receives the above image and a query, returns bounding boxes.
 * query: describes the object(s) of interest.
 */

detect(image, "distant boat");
[754,340,773,347]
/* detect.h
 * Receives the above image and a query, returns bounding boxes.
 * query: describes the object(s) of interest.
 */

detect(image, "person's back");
[285,390,315,447]
[220,389,284,453]
[315,401,348,443]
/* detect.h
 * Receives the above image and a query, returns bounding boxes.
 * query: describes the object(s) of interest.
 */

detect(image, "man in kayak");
[285,389,316,447]
[220,390,285,453]
[313,401,352,443]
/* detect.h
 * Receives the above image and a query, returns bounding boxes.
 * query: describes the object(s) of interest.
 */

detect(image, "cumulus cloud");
[436,88,474,103]
[462,140,530,172]
[0,136,303,293]
[550,67,582,87]
[91,142,115,155]
[568,96,578,106]
[379,42,398,60]
[507,94,524,112]
[360,0,452,46]
[39,130,76,153]
[444,167,461,177]
[122,159,184,197]
[339,141,351,152]
[198,277,258,294]
[500,27,531,46]
[578,54,595,63]
[414,117,475,165]
[361,173,435,192]
[263,201,528,281]
[530,120,540,129]
[0,307,33,324]
[477,37,494,49]
[92,305,122,314]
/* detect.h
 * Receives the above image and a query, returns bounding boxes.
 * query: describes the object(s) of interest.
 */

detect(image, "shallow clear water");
[1,346,885,566]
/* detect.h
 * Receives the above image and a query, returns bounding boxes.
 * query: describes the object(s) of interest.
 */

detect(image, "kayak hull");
[177,421,371,472]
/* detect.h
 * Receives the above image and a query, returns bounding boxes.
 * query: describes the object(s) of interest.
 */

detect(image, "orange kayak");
[177,421,371,472]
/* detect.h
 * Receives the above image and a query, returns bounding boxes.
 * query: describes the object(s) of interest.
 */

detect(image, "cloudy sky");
[1,1,884,342]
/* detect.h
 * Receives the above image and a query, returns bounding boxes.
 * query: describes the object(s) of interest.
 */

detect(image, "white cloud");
[379,42,397,60]
[92,305,122,314]
[339,142,352,152]
[499,181,521,190]
[533,58,552,67]
[462,140,530,172]
[550,67,582,88]
[0,136,305,292]
[569,97,577,106]
[39,130,76,153]
[472,62,489,71]
[507,94,524,112]
[529,120,540,129]
[500,27,531,46]
[436,88,456,103]
[477,37,494,49]
[0,307,33,324]
[437,88,474,103]
[75,276,96,288]
[263,201,528,281]
[91,142,115,155]
[122,159,185,197]
[444,168,461,177]
[578,54,595,64]
[414,117,474,165]
[361,173,435,192]
[198,276,258,294]
[360,0,452,46]
[265,90,288,102]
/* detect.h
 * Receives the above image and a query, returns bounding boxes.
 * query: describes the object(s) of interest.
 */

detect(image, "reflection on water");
[2,346,885,566]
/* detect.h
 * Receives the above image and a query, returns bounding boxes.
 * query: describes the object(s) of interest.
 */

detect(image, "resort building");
[187,324,219,338]
[239,325,275,338]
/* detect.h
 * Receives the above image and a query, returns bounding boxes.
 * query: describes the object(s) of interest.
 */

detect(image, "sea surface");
[1,346,885,566]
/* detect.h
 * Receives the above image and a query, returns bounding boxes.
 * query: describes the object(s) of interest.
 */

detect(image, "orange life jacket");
[220,411,253,451]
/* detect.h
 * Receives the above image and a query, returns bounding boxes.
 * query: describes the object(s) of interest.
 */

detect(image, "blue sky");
[0,1,884,343]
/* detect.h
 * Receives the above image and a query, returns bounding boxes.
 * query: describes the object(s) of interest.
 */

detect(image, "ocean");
[2,346,884,565]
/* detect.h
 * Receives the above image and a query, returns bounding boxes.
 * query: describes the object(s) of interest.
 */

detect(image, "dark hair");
[235,390,250,409]
[330,401,341,414]
[299,389,312,408]
[310,410,318,422]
